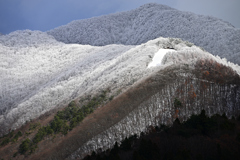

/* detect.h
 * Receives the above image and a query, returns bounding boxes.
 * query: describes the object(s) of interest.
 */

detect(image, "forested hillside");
[0,3,240,160]
[83,111,240,160]
[48,3,240,64]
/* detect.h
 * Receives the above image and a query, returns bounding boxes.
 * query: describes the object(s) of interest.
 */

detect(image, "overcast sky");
[0,0,239,34]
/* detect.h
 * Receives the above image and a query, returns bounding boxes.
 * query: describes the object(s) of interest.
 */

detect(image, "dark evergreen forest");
[83,110,240,160]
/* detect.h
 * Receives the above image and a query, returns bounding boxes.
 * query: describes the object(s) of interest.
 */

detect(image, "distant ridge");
[48,3,240,64]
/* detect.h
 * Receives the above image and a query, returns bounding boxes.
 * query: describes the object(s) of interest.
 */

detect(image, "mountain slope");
[47,3,240,64]
[0,30,134,135]
[1,53,239,160]
[68,59,240,160]
[1,33,240,159]
[1,3,240,159]
[1,29,239,136]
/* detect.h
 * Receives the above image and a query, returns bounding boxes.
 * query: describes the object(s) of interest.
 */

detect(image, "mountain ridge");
[1,56,239,160]
[0,3,240,160]
[47,3,240,64]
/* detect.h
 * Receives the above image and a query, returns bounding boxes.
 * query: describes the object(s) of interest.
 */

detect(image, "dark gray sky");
[0,0,239,34]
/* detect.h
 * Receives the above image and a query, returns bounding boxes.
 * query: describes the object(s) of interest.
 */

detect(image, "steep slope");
[82,112,240,160]
[1,54,239,160]
[2,31,224,136]
[0,30,134,135]
[1,3,240,159]
[68,59,240,160]
[47,3,240,64]
[1,34,240,159]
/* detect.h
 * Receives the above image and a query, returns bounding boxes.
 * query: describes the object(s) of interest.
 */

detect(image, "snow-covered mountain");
[1,28,240,136]
[0,3,240,160]
[48,3,240,65]
[0,29,216,134]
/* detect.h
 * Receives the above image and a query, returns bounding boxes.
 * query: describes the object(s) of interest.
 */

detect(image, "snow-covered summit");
[47,3,240,64]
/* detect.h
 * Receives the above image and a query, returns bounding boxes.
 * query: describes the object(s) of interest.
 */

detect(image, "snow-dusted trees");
[70,60,240,159]
[0,32,239,136]
[48,3,240,65]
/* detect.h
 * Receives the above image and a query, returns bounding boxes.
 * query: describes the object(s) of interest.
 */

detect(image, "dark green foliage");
[120,137,132,151]
[174,118,181,125]
[33,127,48,144]
[13,152,18,157]
[70,117,78,129]
[61,122,70,135]
[133,151,143,160]
[29,123,40,131]
[54,90,108,128]
[83,110,240,160]
[237,115,240,121]
[50,116,70,135]
[45,125,54,135]
[0,138,10,146]
[16,131,23,137]
[18,138,38,155]
[220,120,235,130]
[50,116,66,133]
[56,110,65,119]
[29,144,38,154]
[9,131,14,138]
[91,151,97,157]
[11,131,23,143]
[19,138,31,154]
[184,110,217,134]
[177,129,192,138]
[109,95,114,101]
[0,131,14,146]
[221,113,228,119]
[14,90,112,155]
[236,133,240,142]
[68,101,76,108]
[159,124,169,132]
[174,98,182,108]
[138,139,160,160]
[111,142,119,155]
[120,135,137,151]
[174,149,191,160]
[1,131,23,146]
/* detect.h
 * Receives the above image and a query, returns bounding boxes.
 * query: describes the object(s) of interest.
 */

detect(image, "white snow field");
[0,29,240,135]
[148,49,176,68]
[48,3,240,65]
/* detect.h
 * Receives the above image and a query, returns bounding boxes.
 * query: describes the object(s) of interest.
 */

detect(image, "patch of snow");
[148,49,176,68]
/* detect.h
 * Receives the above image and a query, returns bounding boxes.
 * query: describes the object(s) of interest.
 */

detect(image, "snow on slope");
[47,3,240,65]
[0,30,240,135]
[148,49,176,68]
